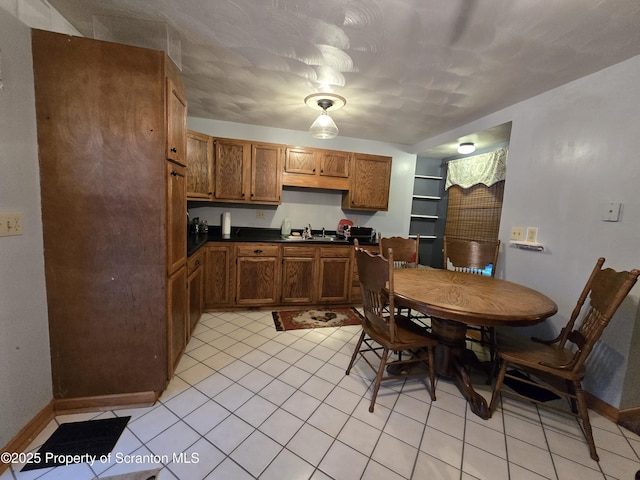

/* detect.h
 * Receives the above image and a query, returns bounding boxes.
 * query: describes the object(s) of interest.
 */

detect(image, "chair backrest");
[355,247,398,342]
[378,234,419,269]
[443,235,500,277]
[558,257,639,371]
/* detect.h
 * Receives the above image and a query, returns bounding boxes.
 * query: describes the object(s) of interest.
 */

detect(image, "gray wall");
[0,10,52,447]
[414,55,640,408]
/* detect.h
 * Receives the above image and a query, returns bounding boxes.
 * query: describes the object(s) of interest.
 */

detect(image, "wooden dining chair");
[378,233,420,269]
[346,247,438,412]
[489,257,639,461]
[378,234,423,321]
[443,235,501,359]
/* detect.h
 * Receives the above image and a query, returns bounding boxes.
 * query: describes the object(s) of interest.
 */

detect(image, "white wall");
[0,9,52,447]
[414,55,640,408]
[187,117,417,237]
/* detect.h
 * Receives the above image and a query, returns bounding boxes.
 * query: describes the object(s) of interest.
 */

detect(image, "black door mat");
[22,416,130,471]
[504,370,561,403]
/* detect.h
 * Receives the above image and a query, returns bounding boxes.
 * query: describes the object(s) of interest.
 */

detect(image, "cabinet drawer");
[236,244,280,257]
[320,246,352,258]
[282,246,316,257]
[188,250,203,274]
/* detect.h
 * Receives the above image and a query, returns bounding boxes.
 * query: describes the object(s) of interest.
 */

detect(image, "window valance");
[445,147,508,190]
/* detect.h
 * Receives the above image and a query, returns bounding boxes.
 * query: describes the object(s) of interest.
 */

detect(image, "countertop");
[187,226,376,256]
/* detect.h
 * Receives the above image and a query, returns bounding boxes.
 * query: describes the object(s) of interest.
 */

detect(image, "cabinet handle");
[254,249,263,254]
[313,168,316,172]
[170,170,178,176]
[171,147,177,153]
[194,260,200,267]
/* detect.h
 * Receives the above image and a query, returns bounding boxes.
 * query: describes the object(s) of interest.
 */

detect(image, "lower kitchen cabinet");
[235,244,281,306]
[168,266,187,374]
[318,246,352,303]
[204,244,235,309]
[281,246,317,304]
[201,241,358,310]
[187,250,204,336]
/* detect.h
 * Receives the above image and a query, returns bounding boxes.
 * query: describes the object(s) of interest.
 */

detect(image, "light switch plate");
[526,227,538,243]
[603,202,621,222]
[0,212,23,236]
[510,227,524,241]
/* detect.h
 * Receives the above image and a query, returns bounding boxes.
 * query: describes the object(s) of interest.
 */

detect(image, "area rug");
[503,370,560,403]
[22,416,130,471]
[97,469,160,480]
[272,308,363,331]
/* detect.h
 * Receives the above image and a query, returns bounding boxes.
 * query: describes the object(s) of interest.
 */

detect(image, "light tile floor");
[2,310,639,479]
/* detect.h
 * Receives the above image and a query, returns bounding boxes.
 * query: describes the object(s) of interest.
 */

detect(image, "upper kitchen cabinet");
[186,130,214,200]
[32,30,186,408]
[213,138,282,205]
[166,78,187,166]
[282,146,350,190]
[342,153,392,211]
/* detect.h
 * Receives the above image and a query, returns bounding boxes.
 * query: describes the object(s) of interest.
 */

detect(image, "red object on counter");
[337,219,354,236]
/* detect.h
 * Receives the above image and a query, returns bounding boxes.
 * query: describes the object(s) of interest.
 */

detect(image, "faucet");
[322,227,325,238]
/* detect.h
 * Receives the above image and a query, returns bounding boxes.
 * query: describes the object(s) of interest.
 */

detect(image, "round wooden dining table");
[392,268,558,419]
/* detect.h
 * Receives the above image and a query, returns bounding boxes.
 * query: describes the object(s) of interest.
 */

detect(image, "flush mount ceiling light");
[305,93,346,139]
[458,142,476,154]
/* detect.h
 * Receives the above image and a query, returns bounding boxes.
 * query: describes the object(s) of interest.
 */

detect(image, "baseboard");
[585,391,620,423]
[53,391,158,414]
[0,401,55,475]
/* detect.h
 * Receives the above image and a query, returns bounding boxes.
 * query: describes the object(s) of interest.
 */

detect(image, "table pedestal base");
[432,318,491,419]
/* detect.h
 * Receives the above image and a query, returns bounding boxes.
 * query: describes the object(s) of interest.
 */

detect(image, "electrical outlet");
[510,227,524,241]
[526,227,538,243]
[256,210,265,220]
[0,212,23,236]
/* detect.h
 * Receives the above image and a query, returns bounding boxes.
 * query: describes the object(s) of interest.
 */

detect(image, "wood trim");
[53,391,158,415]
[0,401,54,475]
[585,391,619,423]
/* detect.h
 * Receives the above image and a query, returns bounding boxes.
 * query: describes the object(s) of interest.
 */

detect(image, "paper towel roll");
[222,212,231,237]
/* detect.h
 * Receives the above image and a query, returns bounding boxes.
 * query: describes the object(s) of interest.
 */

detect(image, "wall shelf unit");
[410,163,447,266]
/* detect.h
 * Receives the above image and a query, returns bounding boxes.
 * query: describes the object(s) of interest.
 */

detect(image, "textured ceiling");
[48,0,640,147]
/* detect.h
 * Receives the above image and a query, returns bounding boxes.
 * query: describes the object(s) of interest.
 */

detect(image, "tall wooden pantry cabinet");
[32,29,187,410]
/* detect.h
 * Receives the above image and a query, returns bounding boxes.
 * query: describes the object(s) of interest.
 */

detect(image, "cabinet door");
[167,78,187,166]
[284,147,317,175]
[281,246,317,304]
[168,266,187,375]
[203,245,234,308]
[235,244,281,306]
[186,131,214,200]
[167,162,187,275]
[343,153,392,211]
[251,143,282,204]
[214,138,251,201]
[187,252,203,336]
[318,256,351,303]
[320,150,350,178]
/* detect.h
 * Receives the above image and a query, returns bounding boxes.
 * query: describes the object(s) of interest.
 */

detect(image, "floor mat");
[503,370,561,403]
[22,416,130,471]
[98,468,160,480]
[272,308,363,331]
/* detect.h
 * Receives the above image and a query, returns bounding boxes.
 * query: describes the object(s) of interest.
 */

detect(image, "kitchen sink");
[283,235,347,243]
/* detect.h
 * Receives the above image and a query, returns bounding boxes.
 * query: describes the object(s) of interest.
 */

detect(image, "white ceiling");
[48,0,640,148]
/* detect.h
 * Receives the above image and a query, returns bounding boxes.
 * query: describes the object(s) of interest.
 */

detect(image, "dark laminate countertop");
[187,226,376,256]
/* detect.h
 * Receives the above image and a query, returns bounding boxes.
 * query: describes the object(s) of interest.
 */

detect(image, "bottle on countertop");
[281,217,291,238]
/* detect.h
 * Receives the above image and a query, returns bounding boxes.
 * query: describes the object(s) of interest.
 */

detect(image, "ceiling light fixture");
[305,93,346,139]
[458,142,476,154]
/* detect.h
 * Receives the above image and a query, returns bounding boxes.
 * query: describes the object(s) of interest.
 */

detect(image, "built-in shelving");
[411,161,447,267]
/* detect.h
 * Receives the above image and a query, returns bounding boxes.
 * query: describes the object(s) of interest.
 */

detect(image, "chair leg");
[369,347,390,412]
[489,359,508,414]
[346,330,366,375]
[427,346,436,401]
[574,381,599,462]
